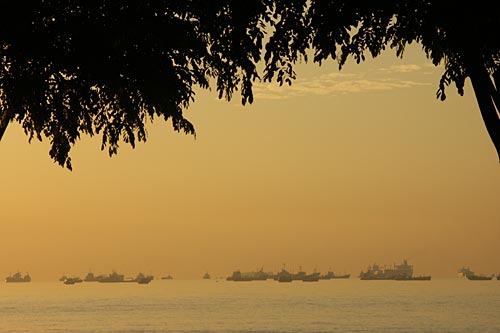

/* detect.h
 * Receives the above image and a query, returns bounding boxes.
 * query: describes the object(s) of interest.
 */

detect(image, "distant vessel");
[6,272,31,283]
[227,268,272,281]
[302,273,320,282]
[292,266,307,281]
[203,272,211,279]
[319,271,351,280]
[135,273,154,284]
[84,271,105,282]
[98,271,134,283]
[359,260,430,280]
[465,275,492,281]
[161,274,173,280]
[395,276,431,281]
[63,277,83,285]
[227,270,252,281]
[97,271,152,284]
[458,267,493,280]
[275,268,293,283]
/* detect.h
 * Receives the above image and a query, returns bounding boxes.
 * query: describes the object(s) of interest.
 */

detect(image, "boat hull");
[466,276,493,280]
[395,276,431,281]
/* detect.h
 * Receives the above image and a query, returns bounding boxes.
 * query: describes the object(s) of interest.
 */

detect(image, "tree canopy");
[1,1,499,169]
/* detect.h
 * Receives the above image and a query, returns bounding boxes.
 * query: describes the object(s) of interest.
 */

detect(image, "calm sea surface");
[1,278,499,333]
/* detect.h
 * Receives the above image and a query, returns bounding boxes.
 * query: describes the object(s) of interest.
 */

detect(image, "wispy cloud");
[378,64,422,73]
[252,70,429,100]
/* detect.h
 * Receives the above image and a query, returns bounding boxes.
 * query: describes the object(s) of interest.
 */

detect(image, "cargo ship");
[84,271,106,282]
[227,268,273,281]
[96,271,153,284]
[359,260,430,280]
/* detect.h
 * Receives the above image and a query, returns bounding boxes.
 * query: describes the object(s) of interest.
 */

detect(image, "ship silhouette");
[359,260,431,280]
[6,271,31,283]
[458,267,493,280]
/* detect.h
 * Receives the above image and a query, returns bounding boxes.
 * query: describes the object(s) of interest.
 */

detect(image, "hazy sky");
[1,45,499,281]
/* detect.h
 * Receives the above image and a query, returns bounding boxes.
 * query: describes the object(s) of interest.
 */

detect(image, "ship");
[161,274,173,280]
[84,271,105,282]
[302,272,320,282]
[98,271,135,283]
[275,268,293,282]
[97,271,152,283]
[5,271,31,283]
[227,270,253,281]
[359,260,430,280]
[203,272,211,279]
[227,268,273,281]
[135,273,154,284]
[458,267,493,280]
[394,275,431,281]
[63,277,83,285]
[292,266,307,281]
[252,268,272,280]
[319,271,351,279]
[332,273,351,279]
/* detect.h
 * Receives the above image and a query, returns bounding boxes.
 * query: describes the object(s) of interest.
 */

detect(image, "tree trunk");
[493,69,500,116]
[468,61,500,162]
[0,112,9,140]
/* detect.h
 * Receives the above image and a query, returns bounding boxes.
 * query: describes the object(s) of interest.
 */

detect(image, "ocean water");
[1,278,499,333]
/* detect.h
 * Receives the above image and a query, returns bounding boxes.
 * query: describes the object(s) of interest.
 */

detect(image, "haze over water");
[1,278,500,333]
[1,28,500,333]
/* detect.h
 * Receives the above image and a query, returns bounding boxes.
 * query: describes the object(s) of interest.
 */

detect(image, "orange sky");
[1,45,499,281]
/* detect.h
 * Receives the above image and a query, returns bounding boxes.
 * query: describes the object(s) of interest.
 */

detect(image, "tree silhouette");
[0,0,298,169]
[267,0,500,161]
[1,1,499,169]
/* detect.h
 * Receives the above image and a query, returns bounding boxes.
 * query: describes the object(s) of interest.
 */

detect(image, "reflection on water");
[1,278,499,333]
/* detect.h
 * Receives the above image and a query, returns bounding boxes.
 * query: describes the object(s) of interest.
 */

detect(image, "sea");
[1,278,499,333]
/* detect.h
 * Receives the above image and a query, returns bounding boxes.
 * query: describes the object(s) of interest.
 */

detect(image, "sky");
[1,44,499,281]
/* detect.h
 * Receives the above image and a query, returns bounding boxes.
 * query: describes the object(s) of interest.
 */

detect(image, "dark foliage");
[1,1,499,168]
[0,0,307,169]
